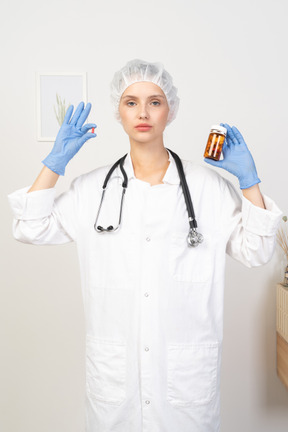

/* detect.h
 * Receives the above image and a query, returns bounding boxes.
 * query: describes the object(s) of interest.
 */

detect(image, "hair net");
[110,59,180,125]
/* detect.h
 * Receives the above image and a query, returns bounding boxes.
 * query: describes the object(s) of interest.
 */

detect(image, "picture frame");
[36,72,87,141]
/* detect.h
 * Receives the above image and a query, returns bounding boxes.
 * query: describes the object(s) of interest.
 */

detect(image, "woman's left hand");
[204,123,261,189]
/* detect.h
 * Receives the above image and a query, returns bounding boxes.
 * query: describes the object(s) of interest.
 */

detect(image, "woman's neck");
[129,141,170,185]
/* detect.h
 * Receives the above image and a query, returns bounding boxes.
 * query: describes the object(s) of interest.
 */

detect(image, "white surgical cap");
[110,59,180,125]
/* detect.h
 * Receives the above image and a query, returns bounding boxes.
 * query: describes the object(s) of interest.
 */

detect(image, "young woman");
[8,59,282,432]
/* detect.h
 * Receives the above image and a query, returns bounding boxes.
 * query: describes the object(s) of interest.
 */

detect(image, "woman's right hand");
[42,102,97,176]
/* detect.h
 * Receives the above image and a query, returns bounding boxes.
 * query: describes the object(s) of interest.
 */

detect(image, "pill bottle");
[204,125,227,161]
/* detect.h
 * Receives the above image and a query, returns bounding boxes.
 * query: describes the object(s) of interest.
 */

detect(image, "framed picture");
[36,72,87,141]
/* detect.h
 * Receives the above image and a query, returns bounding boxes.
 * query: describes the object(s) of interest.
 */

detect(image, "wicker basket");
[276,283,288,389]
[277,283,288,342]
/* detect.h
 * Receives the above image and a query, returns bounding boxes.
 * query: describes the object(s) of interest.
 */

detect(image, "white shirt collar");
[113,148,180,186]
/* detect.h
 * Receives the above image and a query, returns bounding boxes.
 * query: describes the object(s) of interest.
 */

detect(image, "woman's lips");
[135,124,152,131]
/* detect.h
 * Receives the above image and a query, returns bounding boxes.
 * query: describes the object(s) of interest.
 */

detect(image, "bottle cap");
[210,125,227,136]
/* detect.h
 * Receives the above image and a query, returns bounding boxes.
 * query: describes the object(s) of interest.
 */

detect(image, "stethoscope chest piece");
[187,228,204,247]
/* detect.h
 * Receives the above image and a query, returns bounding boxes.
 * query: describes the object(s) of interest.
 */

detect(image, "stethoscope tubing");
[166,148,198,230]
[94,150,203,246]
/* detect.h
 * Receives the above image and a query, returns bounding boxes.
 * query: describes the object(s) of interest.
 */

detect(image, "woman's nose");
[138,104,149,119]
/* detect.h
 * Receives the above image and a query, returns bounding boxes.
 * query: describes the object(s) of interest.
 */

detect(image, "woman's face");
[118,82,169,144]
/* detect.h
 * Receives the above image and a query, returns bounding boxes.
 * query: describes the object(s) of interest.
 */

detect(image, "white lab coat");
[8,150,282,432]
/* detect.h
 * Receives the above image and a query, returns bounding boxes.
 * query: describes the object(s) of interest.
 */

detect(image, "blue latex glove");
[42,102,97,175]
[204,123,261,189]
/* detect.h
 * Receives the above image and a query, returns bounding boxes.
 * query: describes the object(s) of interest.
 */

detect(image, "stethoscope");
[94,149,204,247]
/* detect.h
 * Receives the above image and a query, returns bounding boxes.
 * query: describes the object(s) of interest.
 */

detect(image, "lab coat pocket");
[167,342,218,406]
[169,232,212,283]
[86,335,126,405]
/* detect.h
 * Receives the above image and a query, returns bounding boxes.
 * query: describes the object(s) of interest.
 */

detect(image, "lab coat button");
[144,292,149,297]
[145,346,149,351]
[145,400,150,404]
[146,237,151,242]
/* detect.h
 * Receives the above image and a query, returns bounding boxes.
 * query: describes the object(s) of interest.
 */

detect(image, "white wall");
[1,0,288,431]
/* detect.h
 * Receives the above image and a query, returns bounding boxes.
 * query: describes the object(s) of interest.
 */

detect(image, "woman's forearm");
[242,184,266,209]
[28,166,60,193]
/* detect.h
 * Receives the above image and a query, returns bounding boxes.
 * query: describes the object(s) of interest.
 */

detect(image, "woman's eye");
[151,101,160,106]
[127,101,136,106]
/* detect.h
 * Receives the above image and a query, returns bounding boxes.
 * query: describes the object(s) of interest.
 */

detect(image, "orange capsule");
[91,127,95,133]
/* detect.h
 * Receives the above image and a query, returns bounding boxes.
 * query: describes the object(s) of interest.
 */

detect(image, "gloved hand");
[42,102,97,175]
[204,123,261,189]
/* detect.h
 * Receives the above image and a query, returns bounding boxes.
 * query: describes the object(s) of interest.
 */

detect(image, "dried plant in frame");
[36,73,87,141]
[54,93,71,126]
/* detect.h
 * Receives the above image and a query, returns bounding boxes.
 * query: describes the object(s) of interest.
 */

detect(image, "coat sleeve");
[7,176,82,245]
[222,180,282,267]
